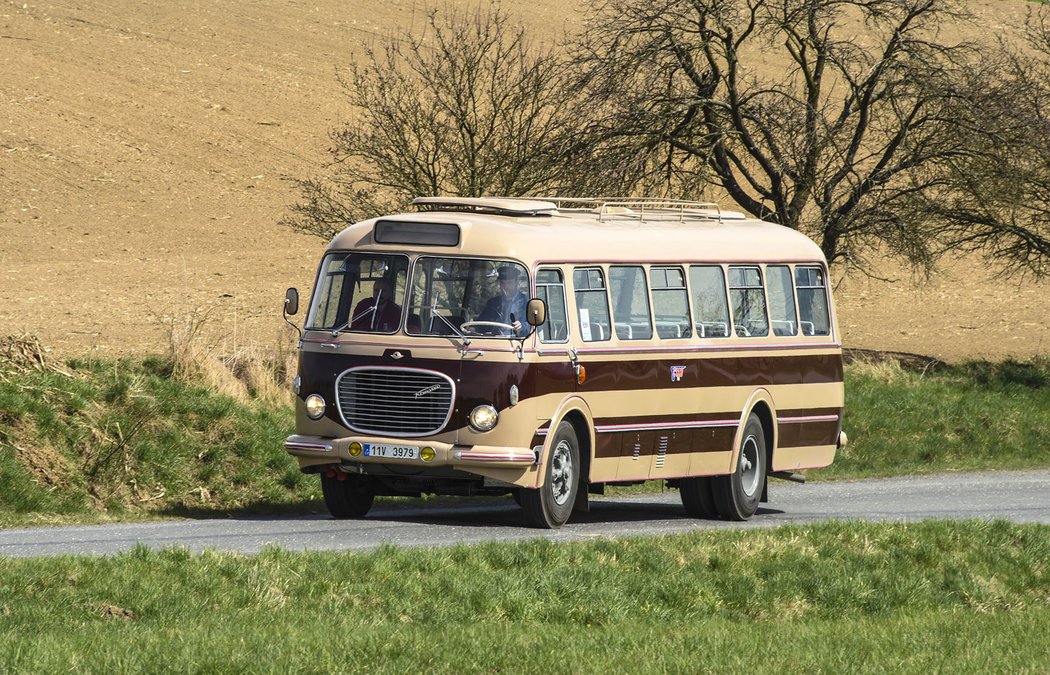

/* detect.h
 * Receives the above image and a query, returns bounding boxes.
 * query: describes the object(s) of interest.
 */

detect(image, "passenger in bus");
[479,265,529,336]
[350,279,402,332]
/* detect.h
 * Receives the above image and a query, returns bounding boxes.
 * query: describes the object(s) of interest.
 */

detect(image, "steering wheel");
[460,320,517,334]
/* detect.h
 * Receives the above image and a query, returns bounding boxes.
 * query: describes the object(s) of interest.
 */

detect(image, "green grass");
[826,357,1050,479]
[1,520,1048,671]
[0,357,322,526]
[1,355,1049,526]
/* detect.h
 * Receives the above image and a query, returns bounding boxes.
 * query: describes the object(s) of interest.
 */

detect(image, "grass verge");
[0,520,1048,671]
[826,356,1050,479]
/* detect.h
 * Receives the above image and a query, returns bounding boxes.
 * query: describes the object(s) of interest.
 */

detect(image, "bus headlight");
[420,446,435,462]
[468,404,499,432]
[305,394,326,420]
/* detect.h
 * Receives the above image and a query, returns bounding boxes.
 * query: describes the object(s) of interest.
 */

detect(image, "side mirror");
[284,288,299,316]
[526,297,546,327]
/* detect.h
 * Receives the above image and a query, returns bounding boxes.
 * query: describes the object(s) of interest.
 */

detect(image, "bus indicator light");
[576,365,587,384]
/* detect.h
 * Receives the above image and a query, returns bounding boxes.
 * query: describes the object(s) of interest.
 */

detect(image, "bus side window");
[609,266,653,340]
[795,265,831,336]
[728,266,769,337]
[766,265,798,336]
[572,267,612,342]
[650,266,691,339]
[536,268,569,343]
[688,265,731,338]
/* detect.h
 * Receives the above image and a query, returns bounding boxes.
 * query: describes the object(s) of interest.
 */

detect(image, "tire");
[679,476,718,518]
[712,412,767,521]
[520,420,580,528]
[320,471,375,519]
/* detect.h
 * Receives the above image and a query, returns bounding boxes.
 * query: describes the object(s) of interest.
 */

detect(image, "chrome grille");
[336,367,455,436]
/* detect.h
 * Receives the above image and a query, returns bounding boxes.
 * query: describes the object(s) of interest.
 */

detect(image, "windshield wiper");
[330,305,376,336]
[431,311,471,347]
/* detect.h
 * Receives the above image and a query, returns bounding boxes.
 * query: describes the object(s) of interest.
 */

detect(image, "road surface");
[2,470,1047,558]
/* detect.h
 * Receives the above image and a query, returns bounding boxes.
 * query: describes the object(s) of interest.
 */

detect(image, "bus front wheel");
[712,413,767,520]
[520,421,579,528]
[320,471,375,519]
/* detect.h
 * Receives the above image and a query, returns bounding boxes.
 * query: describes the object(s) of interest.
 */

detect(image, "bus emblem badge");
[415,384,441,398]
[670,366,686,382]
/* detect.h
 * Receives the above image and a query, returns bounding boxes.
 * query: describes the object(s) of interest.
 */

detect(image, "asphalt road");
[2,470,1048,558]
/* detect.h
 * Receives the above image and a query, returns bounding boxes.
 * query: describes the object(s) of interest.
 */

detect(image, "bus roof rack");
[543,197,744,223]
[411,196,747,223]
[412,196,558,216]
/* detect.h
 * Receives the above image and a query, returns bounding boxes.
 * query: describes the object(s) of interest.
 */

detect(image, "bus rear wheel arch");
[519,420,580,528]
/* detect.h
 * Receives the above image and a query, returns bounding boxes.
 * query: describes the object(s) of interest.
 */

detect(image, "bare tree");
[285,7,599,240]
[574,0,1001,272]
[922,10,1050,277]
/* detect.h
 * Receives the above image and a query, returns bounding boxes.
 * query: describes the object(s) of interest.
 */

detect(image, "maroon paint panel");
[594,425,737,459]
[777,420,840,448]
[298,350,842,437]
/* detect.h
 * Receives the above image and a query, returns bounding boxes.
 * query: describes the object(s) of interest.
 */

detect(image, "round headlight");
[304,394,326,420]
[349,441,363,457]
[468,404,499,432]
[420,446,435,462]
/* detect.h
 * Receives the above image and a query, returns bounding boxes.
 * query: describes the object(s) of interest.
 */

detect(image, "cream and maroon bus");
[282,197,846,528]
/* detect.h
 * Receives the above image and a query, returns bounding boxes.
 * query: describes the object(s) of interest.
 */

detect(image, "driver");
[478,265,529,336]
[350,278,402,332]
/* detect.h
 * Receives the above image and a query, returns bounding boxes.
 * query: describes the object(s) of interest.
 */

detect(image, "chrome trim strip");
[595,419,738,433]
[777,414,840,424]
[454,451,537,464]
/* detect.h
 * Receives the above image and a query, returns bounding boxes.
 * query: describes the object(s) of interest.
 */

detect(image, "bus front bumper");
[284,434,540,469]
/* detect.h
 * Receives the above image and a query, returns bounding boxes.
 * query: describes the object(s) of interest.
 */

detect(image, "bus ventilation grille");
[336,367,455,437]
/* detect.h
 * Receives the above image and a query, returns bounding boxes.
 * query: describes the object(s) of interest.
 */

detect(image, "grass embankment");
[0,354,320,527]
[1,347,1048,526]
[829,357,1050,479]
[1,520,1048,671]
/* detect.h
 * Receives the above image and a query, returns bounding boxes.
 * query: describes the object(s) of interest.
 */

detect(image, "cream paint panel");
[648,452,691,481]
[690,451,736,477]
[328,209,831,278]
[616,439,654,481]
[529,384,842,422]
[590,456,619,482]
[773,445,837,472]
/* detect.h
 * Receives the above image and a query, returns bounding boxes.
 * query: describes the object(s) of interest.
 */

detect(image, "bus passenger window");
[651,267,691,339]
[610,266,653,340]
[795,266,831,336]
[536,268,569,343]
[766,265,798,336]
[728,266,769,337]
[573,267,612,342]
[688,266,731,338]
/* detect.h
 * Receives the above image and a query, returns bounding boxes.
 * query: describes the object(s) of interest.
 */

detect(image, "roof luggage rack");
[544,197,737,223]
[411,196,745,222]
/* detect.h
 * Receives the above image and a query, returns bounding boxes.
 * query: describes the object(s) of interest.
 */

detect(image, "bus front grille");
[336,367,455,437]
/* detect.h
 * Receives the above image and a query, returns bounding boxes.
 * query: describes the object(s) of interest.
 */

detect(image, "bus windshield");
[306,252,409,333]
[406,257,530,338]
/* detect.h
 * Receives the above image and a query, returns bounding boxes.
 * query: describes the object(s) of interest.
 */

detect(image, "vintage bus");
[282,197,846,528]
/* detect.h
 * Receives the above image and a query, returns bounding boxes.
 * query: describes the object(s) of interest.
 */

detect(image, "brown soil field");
[2,0,1047,363]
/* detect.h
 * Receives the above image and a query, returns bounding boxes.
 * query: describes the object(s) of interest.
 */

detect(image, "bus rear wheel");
[520,421,579,529]
[712,413,767,521]
[320,470,375,519]
[679,476,718,518]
